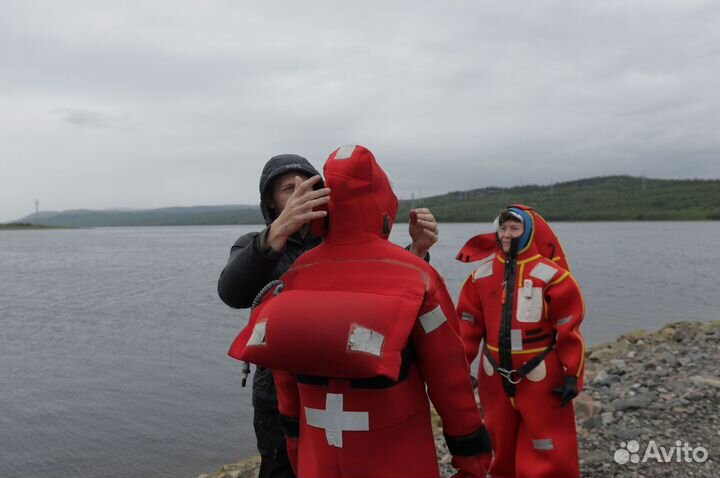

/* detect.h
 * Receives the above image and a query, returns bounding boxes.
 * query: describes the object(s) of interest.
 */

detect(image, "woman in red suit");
[456,206,586,478]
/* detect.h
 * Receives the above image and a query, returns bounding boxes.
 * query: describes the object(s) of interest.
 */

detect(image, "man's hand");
[267,175,330,252]
[408,208,438,258]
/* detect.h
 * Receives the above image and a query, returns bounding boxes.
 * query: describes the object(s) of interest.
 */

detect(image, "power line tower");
[35,199,39,224]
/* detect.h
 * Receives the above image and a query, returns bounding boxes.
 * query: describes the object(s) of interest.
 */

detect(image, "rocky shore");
[202,321,719,478]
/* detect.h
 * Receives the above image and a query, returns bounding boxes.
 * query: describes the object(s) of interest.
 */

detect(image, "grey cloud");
[1,0,719,221]
[54,108,129,129]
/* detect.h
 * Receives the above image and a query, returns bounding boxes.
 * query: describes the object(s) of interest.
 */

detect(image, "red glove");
[286,437,299,475]
[451,453,492,478]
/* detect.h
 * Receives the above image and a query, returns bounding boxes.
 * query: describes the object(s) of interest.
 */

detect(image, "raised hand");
[408,207,439,258]
[267,175,330,251]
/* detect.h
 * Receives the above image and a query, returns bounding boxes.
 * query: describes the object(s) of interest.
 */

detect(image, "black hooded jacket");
[218,154,322,407]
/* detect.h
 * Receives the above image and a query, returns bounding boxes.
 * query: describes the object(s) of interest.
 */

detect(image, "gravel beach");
[202,321,719,478]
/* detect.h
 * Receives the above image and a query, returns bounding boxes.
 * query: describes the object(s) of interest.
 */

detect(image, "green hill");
[13,205,263,227]
[8,176,719,227]
[399,176,720,222]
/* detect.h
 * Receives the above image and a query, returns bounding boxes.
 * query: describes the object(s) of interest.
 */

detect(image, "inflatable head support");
[312,145,399,243]
[457,204,571,271]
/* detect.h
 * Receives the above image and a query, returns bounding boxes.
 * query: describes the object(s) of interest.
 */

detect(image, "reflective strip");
[461,312,476,324]
[550,271,570,285]
[348,325,384,357]
[533,438,554,451]
[529,263,558,283]
[305,393,369,448]
[419,306,446,333]
[556,315,573,326]
[511,329,523,351]
[247,320,267,346]
[334,145,356,160]
[473,261,494,280]
[487,343,548,355]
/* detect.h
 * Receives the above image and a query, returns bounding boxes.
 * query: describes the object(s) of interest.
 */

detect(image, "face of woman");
[498,220,524,253]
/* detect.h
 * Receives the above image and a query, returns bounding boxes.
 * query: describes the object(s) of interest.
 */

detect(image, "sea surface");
[1,222,718,478]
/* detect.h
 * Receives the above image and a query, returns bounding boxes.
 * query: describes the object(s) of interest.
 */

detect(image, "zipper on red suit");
[498,238,519,397]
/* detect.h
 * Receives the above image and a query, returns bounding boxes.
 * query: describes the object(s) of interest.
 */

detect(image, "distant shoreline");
[10,176,720,227]
[3,218,719,230]
[0,223,71,230]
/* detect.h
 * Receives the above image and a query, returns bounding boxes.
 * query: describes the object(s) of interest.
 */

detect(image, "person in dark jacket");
[218,153,439,478]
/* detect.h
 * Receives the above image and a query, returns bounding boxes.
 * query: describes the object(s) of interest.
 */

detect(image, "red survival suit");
[456,205,585,478]
[229,145,491,478]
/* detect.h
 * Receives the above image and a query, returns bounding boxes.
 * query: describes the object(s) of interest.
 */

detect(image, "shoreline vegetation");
[10,176,720,228]
[200,320,719,478]
[0,223,69,230]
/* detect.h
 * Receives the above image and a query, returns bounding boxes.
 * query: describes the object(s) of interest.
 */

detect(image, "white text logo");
[614,440,709,465]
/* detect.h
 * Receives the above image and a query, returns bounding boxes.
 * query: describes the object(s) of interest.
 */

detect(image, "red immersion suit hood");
[318,145,398,244]
[456,204,571,270]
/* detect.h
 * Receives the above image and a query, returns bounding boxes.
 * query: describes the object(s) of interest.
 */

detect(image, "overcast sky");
[1,0,718,221]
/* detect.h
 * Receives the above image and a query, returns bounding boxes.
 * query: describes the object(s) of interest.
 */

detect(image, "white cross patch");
[304,393,370,448]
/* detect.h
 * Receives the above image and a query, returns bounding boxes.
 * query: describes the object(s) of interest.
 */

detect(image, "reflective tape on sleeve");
[419,306,446,334]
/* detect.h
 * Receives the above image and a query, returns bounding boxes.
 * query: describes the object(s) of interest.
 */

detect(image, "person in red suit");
[456,205,585,478]
[229,145,492,478]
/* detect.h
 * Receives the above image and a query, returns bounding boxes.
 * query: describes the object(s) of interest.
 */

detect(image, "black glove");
[552,375,578,407]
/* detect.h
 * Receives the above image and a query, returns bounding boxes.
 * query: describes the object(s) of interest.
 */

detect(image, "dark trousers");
[253,405,295,478]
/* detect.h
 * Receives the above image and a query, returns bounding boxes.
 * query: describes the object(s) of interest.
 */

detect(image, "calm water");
[1,223,718,478]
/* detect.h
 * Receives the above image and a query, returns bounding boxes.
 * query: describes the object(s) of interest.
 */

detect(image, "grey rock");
[610,393,655,411]
[609,359,627,370]
[583,416,602,430]
[674,327,698,342]
[678,356,694,366]
[589,347,616,361]
[582,451,607,466]
[661,352,678,365]
[611,427,646,441]
[689,375,720,388]
[593,370,621,386]
[601,411,614,425]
